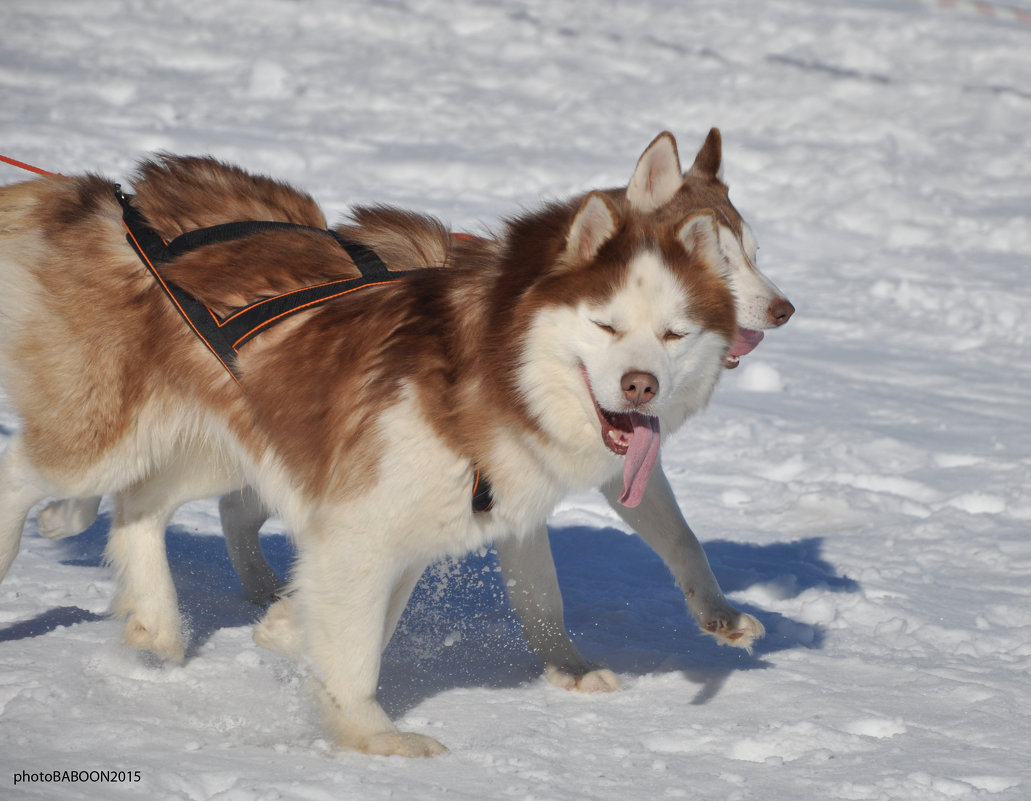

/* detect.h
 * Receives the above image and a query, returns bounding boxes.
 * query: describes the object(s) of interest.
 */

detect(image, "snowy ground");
[2,0,1030,798]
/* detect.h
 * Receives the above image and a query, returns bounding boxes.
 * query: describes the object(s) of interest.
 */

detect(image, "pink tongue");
[619,413,661,507]
[730,328,765,358]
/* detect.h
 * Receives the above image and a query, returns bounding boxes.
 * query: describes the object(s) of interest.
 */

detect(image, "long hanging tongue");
[620,412,661,507]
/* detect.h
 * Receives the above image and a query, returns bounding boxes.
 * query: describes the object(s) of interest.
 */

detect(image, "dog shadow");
[380,526,859,715]
[6,517,859,714]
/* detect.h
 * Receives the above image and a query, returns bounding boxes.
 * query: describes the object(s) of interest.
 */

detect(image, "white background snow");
[2,0,1029,798]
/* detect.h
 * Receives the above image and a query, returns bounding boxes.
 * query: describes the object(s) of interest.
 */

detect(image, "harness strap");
[471,469,495,513]
[118,189,242,380]
[115,188,496,513]
[116,189,423,379]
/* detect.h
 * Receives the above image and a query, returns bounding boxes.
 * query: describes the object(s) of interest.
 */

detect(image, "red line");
[0,154,61,177]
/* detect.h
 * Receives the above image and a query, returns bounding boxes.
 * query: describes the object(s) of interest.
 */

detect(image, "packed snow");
[2,0,1030,799]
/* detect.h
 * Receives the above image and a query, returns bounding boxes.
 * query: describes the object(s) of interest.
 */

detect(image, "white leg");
[37,495,102,540]
[0,437,52,582]
[383,563,426,646]
[293,535,446,757]
[496,528,620,693]
[600,459,765,651]
[105,455,240,662]
[256,563,440,660]
[106,485,186,662]
[218,487,282,604]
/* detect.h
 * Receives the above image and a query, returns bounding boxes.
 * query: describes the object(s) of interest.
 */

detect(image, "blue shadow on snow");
[2,516,858,713]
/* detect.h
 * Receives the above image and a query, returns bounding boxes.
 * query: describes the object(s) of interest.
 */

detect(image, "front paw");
[121,613,185,662]
[357,731,448,758]
[700,609,765,654]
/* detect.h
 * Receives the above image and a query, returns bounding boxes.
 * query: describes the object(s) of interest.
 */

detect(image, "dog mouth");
[581,366,661,508]
[724,327,764,369]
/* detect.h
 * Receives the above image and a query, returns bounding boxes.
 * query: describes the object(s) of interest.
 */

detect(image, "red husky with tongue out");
[0,131,778,756]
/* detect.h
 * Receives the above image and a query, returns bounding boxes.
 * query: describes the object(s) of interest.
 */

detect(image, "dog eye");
[592,321,618,336]
[663,329,688,342]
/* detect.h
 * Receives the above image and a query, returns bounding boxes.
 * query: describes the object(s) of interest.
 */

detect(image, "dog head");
[512,150,737,506]
[623,129,794,368]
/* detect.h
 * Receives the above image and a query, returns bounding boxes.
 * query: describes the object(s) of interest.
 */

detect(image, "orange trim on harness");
[121,213,242,384]
[115,187,496,513]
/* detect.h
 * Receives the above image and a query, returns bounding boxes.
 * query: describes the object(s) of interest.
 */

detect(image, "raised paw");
[701,610,765,653]
[37,497,101,540]
[253,596,303,657]
[545,664,622,694]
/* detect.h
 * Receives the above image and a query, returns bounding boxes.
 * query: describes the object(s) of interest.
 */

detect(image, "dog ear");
[626,131,683,212]
[565,191,618,263]
[686,128,724,183]
[677,211,730,277]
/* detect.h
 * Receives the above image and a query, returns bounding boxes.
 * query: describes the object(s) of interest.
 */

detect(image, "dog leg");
[105,454,240,662]
[600,461,765,652]
[254,561,424,658]
[383,563,426,645]
[293,539,447,757]
[0,437,52,582]
[218,487,282,605]
[37,496,102,540]
[496,528,621,693]
[105,483,188,662]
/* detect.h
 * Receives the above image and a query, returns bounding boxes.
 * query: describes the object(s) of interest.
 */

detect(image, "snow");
[2,0,1030,798]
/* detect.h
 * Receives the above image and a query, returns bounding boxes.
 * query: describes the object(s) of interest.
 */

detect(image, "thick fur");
[31,130,791,699]
[0,135,742,755]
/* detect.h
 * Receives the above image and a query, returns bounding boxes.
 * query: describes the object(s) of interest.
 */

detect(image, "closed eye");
[663,329,689,342]
[592,320,618,336]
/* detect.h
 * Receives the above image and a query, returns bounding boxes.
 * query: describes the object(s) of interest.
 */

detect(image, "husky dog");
[241,129,794,691]
[39,130,793,691]
[0,133,772,755]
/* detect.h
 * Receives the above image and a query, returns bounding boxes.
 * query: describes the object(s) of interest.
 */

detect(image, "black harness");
[115,189,426,383]
[115,188,494,513]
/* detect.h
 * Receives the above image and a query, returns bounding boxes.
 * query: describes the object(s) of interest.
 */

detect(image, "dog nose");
[622,371,659,406]
[768,297,795,327]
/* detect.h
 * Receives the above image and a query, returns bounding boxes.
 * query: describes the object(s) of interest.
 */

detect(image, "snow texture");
[2,0,1030,799]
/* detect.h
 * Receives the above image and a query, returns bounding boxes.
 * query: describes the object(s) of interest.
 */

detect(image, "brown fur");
[0,146,747,756]
[2,156,734,504]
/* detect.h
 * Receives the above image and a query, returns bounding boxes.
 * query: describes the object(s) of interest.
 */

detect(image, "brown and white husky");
[0,131,785,755]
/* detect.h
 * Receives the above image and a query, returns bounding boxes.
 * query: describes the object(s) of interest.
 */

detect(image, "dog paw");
[122,615,185,663]
[356,731,448,758]
[253,596,303,656]
[37,498,97,540]
[701,610,765,654]
[545,664,622,694]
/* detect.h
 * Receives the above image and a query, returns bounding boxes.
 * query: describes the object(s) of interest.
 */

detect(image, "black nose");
[621,371,659,406]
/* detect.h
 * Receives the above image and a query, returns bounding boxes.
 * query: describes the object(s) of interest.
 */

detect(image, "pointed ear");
[565,192,618,263]
[677,211,730,277]
[626,131,683,212]
[687,128,724,182]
